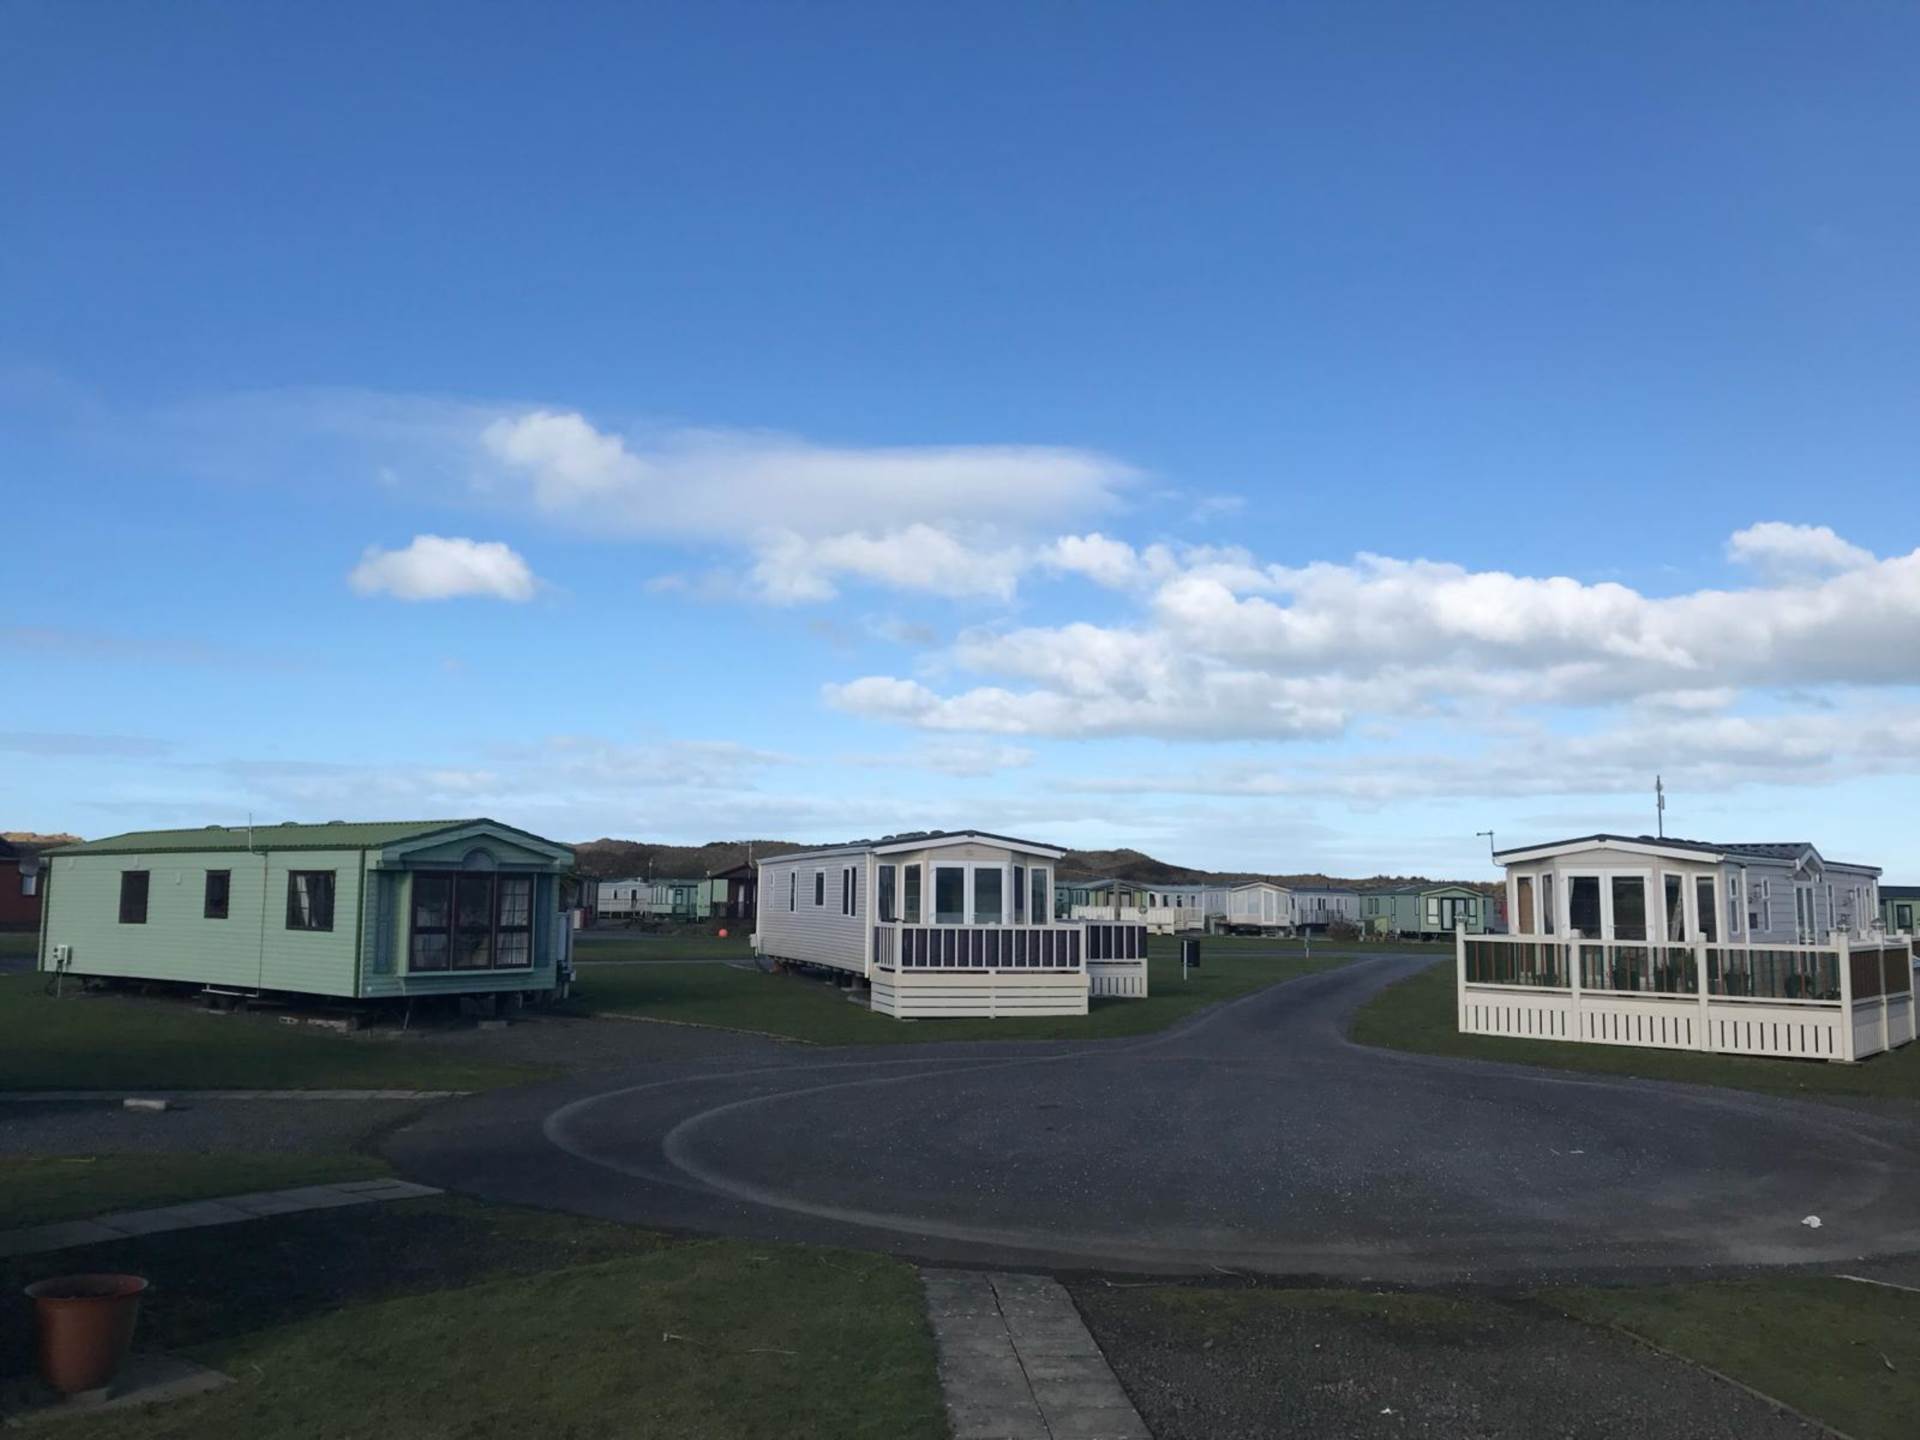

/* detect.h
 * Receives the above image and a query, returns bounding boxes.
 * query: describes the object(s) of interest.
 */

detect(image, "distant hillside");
[571,838,809,880]
[3,832,80,846]
[573,837,1496,893]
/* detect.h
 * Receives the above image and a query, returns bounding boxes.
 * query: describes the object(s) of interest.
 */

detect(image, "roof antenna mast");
[1656,775,1666,839]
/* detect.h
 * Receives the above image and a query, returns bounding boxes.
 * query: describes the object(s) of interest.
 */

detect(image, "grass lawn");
[0,1198,943,1440]
[574,933,1434,1045]
[1545,1277,1920,1440]
[1350,958,1920,1101]
[0,1152,389,1229]
[0,975,550,1093]
[574,928,759,960]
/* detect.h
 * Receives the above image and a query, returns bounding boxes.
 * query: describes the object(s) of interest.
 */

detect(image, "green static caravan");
[1360,883,1488,938]
[39,819,575,1002]
[1882,885,1919,935]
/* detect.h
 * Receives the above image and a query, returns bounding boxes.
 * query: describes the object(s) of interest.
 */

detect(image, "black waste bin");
[1180,938,1201,970]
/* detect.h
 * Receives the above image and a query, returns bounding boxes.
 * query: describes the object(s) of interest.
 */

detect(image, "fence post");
[1695,936,1711,1051]
[1837,931,1856,1062]
[1905,937,1919,1045]
[1566,928,1583,1044]
[1455,924,1467,1034]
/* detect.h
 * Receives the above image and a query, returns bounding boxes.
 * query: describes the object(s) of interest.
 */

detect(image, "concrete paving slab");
[0,1181,444,1259]
[0,1222,123,1259]
[215,1190,327,1216]
[943,1401,1050,1440]
[924,1269,1146,1440]
[91,1200,255,1236]
[0,1354,230,1426]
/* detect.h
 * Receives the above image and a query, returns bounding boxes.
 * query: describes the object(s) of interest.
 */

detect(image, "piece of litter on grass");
[1380,1406,1395,1415]
[1802,1215,1823,1229]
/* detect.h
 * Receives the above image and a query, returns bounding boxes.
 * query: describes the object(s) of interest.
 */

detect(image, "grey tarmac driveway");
[383,955,1920,1283]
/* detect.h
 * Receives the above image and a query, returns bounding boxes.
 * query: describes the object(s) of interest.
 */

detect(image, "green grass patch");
[576,933,1410,1044]
[574,929,758,961]
[1545,1277,1920,1440]
[0,1152,390,1229]
[1,1198,944,1440]
[0,975,549,1093]
[1350,959,1920,1101]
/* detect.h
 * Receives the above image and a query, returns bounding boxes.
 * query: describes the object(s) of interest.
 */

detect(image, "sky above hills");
[4,2,1918,878]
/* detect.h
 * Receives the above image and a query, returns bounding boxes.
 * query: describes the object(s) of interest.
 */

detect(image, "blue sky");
[4,2,1918,879]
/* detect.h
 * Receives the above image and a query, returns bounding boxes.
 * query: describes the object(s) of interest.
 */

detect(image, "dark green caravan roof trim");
[51,818,571,858]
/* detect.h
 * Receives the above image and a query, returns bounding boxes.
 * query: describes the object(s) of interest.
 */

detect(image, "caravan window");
[1031,867,1049,922]
[1664,875,1686,941]
[411,875,452,970]
[1567,876,1600,936]
[934,866,965,924]
[814,871,825,907]
[903,864,922,923]
[1013,865,1026,921]
[1610,876,1648,941]
[1696,878,1718,942]
[878,865,897,922]
[204,870,231,920]
[286,871,335,932]
[118,871,149,925]
[973,869,1003,925]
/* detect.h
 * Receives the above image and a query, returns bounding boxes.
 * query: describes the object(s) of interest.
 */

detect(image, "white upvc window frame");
[1556,866,1655,941]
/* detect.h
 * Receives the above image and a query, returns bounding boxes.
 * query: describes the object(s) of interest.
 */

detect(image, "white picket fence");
[1456,930,1916,1062]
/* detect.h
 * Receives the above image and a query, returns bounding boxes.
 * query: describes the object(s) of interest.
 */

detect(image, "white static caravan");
[1460,833,1914,1062]
[1220,882,1290,933]
[754,831,1150,1019]
[595,877,648,920]
[1291,885,1361,932]
[1065,882,1209,934]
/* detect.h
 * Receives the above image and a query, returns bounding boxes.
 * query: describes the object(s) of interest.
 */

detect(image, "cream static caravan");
[754,830,1149,1020]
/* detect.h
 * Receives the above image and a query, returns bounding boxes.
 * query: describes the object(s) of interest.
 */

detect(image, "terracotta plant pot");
[24,1274,148,1394]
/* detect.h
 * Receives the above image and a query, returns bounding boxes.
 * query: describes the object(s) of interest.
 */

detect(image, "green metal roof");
[52,819,559,857]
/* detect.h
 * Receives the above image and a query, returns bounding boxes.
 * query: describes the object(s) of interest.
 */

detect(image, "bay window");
[411,871,535,972]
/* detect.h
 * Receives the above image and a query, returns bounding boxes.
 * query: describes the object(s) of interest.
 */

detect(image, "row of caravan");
[1055,878,1496,937]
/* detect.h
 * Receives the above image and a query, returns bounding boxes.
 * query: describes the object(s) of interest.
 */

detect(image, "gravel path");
[1072,1282,1817,1440]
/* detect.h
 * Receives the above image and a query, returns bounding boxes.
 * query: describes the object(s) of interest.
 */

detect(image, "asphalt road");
[384,954,1920,1283]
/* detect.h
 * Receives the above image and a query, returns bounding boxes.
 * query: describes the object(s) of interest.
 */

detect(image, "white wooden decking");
[1455,931,1916,1062]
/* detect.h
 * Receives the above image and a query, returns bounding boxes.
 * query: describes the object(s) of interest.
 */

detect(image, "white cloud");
[843,741,1038,778]
[348,535,537,602]
[750,524,1027,604]
[1052,704,1920,807]
[476,409,1131,602]
[830,529,1920,740]
[478,410,1132,539]
[1727,521,1875,580]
